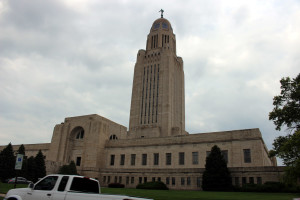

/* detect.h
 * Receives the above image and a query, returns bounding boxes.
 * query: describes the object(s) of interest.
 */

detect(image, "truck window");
[34,176,58,191]
[58,176,69,192]
[69,177,99,194]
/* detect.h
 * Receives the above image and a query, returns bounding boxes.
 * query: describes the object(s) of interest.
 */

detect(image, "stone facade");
[129,17,186,138]
[0,16,284,190]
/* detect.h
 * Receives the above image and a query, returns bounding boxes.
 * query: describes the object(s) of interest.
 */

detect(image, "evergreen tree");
[202,145,232,191]
[34,150,46,180]
[26,156,37,182]
[68,161,78,175]
[0,143,15,182]
[58,161,78,175]
[17,144,25,155]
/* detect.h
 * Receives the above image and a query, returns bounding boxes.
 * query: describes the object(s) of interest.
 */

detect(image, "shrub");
[136,181,168,190]
[108,183,125,188]
[236,182,300,193]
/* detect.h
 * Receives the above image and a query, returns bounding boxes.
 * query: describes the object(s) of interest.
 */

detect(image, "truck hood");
[5,188,31,198]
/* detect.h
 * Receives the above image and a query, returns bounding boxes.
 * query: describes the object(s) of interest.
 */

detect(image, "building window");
[76,129,84,139]
[144,177,147,183]
[197,177,201,187]
[154,153,159,165]
[172,177,175,185]
[126,177,129,184]
[243,149,251,163]
[192,152,198,164]
[235,177,240,186]
[142,154,147,165]
[221,150,228,163]
[166,153,172,165]
[103,176,106,183]
[76,157,81,166]
[131,177,134,184]
[158,177,161,182]
[249,177,254,184]
[166,177,170,185]
[139,177,142,184]
[181,177,185,185]
[120,154,125,166]
[110,155,115,166]
[187,177,191,186]
[242,177,247,186]
[257,177,262,185]
[109,134,118,140]
[131,154,136,166]
[119,176,122,183]
[114,176,117,183]
[152,177,155,182]
[179,152,185,165]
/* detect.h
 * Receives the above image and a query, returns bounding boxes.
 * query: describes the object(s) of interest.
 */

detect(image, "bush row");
[108,183,125,188]
[136,181,169,190]
[235,182,300,193]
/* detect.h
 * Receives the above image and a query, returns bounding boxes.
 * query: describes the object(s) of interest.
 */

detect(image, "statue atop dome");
[159,9,164,18]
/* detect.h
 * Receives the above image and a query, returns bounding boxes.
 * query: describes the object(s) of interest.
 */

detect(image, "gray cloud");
[0,0,299,165]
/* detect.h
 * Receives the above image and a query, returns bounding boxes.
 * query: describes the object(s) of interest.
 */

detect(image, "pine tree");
[0,143,15,182]
[26,156,37,182]
[202,145,232,191]
[68,161,78,175]
[17,144,25,155]
[34,150,46,181]
[58,161,78,175]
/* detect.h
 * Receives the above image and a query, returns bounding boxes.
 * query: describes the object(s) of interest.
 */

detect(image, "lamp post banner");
[15,154,24,170]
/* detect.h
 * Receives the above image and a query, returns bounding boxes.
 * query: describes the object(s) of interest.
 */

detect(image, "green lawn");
[0,182,28,194]
[102,188,300,200]
[0,183,299,200]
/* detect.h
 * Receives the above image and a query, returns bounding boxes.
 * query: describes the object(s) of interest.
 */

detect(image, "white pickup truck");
[4,174,152,200]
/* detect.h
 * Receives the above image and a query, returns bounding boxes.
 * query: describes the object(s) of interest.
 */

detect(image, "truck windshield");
[69,177,99,194]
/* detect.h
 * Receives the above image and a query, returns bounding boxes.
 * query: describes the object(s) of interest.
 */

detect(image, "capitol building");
[1,15,283,190]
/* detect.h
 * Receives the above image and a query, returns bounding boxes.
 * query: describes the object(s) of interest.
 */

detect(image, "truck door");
[51,176,70,200]
[25,176,58,200]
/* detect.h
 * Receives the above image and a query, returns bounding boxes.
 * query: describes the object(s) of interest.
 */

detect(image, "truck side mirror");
[29,183,34,189]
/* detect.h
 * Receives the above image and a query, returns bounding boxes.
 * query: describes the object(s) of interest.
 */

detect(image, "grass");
[102,188,300,200]
[0,183,299,200]
[0,182,28,194]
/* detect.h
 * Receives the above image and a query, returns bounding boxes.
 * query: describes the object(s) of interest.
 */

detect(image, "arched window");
[76,129,84,139]
[109,134,118,140]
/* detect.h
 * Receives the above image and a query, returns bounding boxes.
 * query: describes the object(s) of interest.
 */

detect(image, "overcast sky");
[0,0,299,165]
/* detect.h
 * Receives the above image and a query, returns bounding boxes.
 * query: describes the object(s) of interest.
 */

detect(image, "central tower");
[128,16,186,138]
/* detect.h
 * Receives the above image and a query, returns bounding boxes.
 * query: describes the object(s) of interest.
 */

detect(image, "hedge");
[136,181,168,190]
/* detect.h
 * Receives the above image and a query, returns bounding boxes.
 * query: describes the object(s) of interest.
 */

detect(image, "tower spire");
[159,9,164,18]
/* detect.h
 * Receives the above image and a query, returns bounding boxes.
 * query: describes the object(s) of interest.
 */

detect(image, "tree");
[269,73,300,131]
[58,161,78,175]
[34,150,46,181]
[269,73,300,184]
[26,156,37,182]
[17,144,25,155]
[0,143,15,181]
[202,145,232,191]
